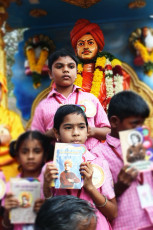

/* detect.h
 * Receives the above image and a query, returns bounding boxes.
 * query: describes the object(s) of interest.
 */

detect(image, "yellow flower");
[96,57,106,67]
[26,48,36,72]
[111,59,121,68]
[74,73,82,87]
[35,49,48,74]
[26,47,49,74]
[134,40,150,63]
[147,70,153,77]
[77,64,83,73]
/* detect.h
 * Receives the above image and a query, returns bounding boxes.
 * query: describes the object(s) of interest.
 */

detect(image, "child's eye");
[20,150,28,154]
[80,125,86,129]
[69,64,75,69]
[55,64,62,69]
[34,149,42,154]
[65,126,72,130]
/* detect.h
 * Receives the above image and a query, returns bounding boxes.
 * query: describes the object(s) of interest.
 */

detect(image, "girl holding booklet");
[43,105,117,230]
[2,130,54,230]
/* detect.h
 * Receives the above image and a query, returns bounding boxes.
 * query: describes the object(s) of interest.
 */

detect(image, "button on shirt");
[31,85,110,151]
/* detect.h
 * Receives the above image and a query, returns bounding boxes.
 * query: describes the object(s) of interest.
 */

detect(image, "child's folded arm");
[87,126,111,140]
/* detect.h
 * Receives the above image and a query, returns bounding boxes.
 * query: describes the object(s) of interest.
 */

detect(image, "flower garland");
[24,34,55,88]
[74,54,123,110]
[26,46,49,74]
[134,40,153,76]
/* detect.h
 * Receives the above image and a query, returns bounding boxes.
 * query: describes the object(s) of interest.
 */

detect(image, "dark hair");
[9,130,54,163]
[35,195,97,230]
[108,91,150,121]
[54,104,88,131]
[48,48,78,70]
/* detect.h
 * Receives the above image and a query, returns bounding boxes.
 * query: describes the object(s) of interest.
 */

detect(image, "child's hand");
[4,192,20,210]
[115,165,138,197]
[80,162,94,191]
[44,163,58,184]
[33,198,45,213]
[45,128,55,139]
[118,165,138,186]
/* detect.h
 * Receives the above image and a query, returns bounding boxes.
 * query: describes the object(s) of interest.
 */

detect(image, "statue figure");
[70,19,130,111]
[0,73,24,181]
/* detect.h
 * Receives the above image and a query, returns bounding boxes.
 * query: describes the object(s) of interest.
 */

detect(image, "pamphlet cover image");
[119,126,153,172]
[54,143,86,189]
[10,178,41,224]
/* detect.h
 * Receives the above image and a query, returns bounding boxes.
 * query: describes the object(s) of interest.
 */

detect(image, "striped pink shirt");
[31,85,110,151]
[100,134,153,230]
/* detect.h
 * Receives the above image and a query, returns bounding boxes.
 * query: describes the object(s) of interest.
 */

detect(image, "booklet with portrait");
[119,126,153,172]
[10,178,41,224]
[53,143,87,189]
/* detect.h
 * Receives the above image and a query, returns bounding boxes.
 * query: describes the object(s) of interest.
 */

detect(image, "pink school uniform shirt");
[31,85,110,151]
[2,172,44,230]
[100,134,153,230]
[44,150,115,230]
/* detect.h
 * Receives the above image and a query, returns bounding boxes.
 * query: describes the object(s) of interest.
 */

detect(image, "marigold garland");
[24,34,55,88]
[74,55,123,106]
[134,40,153,76]
[26,47,49,74]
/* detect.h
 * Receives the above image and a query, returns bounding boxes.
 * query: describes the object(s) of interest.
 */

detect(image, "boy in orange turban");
[70,19,130,111]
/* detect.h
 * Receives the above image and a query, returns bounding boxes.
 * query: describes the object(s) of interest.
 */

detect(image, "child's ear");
[109,116,120,129]
[48,69,53,80]
[53,128,60,142]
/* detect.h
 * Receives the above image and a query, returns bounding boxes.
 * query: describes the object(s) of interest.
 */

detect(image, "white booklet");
[10,178,41,224]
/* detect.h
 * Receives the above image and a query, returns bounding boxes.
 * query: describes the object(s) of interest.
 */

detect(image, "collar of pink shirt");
[106,133,121,149]
[47,84,81,99]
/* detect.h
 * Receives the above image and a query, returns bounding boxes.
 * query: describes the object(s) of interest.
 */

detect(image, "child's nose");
[73,127,79,135]
[28,151,34,158]
[63,65,69,72]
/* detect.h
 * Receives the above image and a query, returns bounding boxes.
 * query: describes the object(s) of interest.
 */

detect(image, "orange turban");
[70,19,105,51]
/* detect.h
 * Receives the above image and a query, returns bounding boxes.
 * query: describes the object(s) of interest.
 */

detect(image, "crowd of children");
[0,48,153,230]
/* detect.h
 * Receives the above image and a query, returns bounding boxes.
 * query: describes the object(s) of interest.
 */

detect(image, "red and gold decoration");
[71,19,128,111]
[128,0,146,9]
[129,27,153,77]
[24,34,55,88]
[74,52,124,111]
[30,9,47,17]
[62,0,101,8]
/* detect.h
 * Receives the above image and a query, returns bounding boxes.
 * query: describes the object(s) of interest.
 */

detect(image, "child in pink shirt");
[43,104,117,230]
[2,130,54,230]
[31,48,110,151]
[100,91,153,230]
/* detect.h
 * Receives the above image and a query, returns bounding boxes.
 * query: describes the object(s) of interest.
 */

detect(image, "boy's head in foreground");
[108,91,150,138]
[35,195,97,230]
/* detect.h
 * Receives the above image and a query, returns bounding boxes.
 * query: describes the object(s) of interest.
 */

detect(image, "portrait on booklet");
[53,143,86,189]
[119,126,153,172]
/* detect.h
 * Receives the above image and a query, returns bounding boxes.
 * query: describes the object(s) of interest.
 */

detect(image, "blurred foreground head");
[35,195,97,230]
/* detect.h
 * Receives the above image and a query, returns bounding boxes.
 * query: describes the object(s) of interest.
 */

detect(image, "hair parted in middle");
[53,104,88,132]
